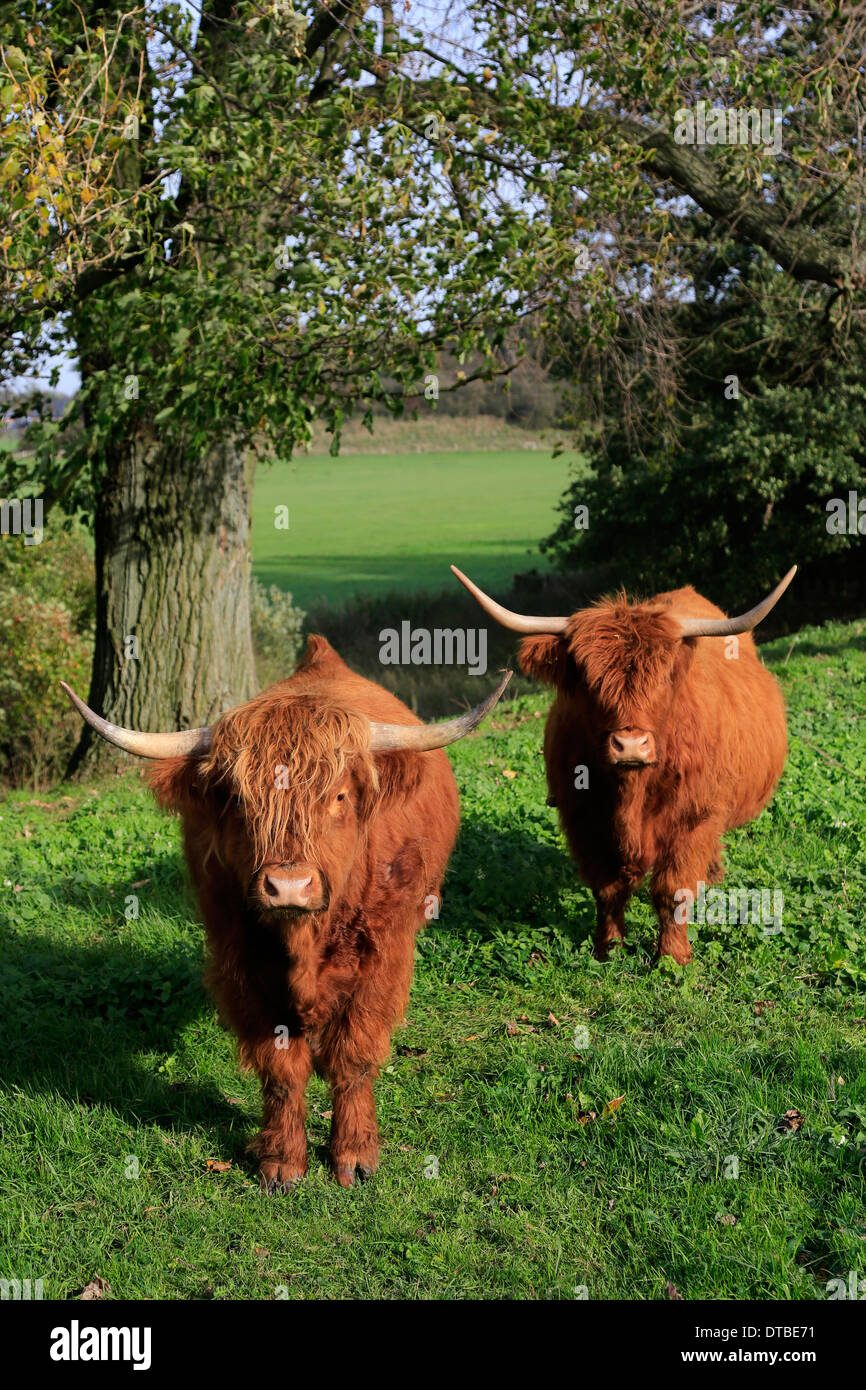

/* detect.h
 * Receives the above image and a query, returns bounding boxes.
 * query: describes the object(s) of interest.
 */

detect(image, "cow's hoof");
[593,938,624,962]
[332,1159,378,1187]
[259,1159,305,1193]
[653,948,692,968]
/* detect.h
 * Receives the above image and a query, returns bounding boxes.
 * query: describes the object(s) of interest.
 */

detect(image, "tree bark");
[69,426,257,774]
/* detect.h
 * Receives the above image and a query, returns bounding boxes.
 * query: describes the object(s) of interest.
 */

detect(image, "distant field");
[251,445,581,610]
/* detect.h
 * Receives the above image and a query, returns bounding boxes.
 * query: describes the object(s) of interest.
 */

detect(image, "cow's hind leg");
[245,1034,313,1192]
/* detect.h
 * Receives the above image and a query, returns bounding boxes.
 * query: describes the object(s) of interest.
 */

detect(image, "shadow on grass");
[0,858,252,1154]
[0,818,587,1143]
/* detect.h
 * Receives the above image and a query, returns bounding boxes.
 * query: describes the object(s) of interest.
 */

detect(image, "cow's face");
[179,696,380,921]
[520,600,694,773]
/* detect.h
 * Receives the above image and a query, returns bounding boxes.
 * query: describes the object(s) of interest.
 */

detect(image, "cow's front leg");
[651,828,721,964]
[320,910,416,1185]
[244,1034,313,1192]
[329,1070,381,1187]
[592,872,640,959]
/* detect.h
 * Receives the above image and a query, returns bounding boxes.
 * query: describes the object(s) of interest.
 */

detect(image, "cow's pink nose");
[258,866,320,909]
[608,730,655,765]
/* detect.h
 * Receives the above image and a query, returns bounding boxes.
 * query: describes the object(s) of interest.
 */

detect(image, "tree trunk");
[69,426,257,774]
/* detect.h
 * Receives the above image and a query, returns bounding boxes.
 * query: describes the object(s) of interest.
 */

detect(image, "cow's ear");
[296,633,346,672]
[147,756,203,813]
[368,751,423,811]
[519,634,568,687]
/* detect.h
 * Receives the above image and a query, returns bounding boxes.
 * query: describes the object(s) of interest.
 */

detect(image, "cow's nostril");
[263,875,279,899]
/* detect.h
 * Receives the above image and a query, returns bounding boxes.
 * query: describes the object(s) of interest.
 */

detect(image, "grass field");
[0,618,863,1300]
[251,444,579,609]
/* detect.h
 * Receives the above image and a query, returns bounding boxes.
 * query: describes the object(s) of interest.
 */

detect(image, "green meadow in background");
[251,446,581,609]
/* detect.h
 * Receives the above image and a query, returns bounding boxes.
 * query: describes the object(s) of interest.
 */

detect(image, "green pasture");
[0,619,863,1299]
[251,447,579,609]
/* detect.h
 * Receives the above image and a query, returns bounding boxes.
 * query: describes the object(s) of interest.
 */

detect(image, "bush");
[0,512,95,633]
[0,516,96,786]
[0,588,92,788]
[544,379,866,614]
[249,576,306,688]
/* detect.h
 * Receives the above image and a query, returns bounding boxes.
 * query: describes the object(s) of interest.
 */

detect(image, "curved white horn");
[368,670,512,752]
[675,566,797,638]
[451,565,568,635]
[60,682,212,758]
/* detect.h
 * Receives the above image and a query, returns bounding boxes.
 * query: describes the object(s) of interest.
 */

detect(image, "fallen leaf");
[779,1109,805,1132]
[602,1095,625,1118]
[501,768,517,779]
[80,1277,110,1300]
[206,1159,232,1172]
[547,1012,560,1027]
[717,1214,738,1226]
[666,1281,683,1301]
[577,1111,597,1125]
[505,1021,519,1036]
[130,878,150,889]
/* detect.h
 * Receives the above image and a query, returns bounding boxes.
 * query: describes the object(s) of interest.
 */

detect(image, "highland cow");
[63,636,510,1188]
[451,565,796,964]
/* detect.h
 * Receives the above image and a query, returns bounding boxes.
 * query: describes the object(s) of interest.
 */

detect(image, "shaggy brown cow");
[452,565,796,964]
[62,636,510,1189]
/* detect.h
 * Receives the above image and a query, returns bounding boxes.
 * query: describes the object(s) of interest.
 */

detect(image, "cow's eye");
[336,792,346,802]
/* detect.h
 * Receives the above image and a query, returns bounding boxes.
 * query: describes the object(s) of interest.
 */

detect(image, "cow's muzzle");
[607,729,656,767]
[252,864,327,914]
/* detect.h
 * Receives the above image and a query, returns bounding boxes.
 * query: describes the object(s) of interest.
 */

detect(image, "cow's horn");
[368,670,512,752]
[60,682,213,758]
[674,566,797,639]
[451,565,568,635]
